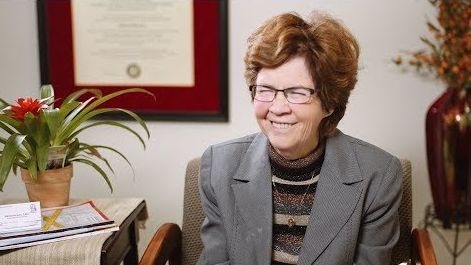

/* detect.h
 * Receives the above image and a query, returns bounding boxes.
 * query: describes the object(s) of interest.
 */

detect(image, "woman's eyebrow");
[255,83,275,88]
[256,84,313,90]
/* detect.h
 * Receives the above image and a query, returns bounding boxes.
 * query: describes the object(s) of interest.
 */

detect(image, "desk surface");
[0,198,147,265]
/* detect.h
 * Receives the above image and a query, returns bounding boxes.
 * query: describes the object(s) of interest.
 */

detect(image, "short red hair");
[244,12,360,139]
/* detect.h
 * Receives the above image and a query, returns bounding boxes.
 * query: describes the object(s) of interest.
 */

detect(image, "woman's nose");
[268,92,291,114]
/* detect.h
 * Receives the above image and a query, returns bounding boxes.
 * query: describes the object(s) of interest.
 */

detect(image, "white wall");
[1,0,468,264]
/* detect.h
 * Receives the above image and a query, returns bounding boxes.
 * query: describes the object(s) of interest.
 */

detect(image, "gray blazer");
[197,130,402,265]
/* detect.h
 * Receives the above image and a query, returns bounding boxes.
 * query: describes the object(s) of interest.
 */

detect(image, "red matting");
[37,0,228,121]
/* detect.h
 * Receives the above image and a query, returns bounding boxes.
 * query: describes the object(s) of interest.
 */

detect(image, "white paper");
[41,202,108,230]
[0,202,42,234]
[0,225,119,250]
[71,0,194,86]
[0,201,117,249]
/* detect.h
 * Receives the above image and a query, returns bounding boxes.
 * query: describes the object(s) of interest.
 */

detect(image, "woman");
[198,12,402,265]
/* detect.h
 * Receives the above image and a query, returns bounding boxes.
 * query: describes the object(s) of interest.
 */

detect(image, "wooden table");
[0,198,148,265]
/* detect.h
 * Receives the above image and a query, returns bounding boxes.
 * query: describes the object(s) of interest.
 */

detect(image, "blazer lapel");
[298,131,363,265]
[231,133,273,265]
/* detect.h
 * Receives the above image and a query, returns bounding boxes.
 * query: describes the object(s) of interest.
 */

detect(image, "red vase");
[426,88,471,228]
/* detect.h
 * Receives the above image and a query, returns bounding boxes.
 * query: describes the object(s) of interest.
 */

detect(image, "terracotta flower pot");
[20,165,73,208]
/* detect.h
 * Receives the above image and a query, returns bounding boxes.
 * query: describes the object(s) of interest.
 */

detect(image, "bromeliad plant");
[0,85,153,192]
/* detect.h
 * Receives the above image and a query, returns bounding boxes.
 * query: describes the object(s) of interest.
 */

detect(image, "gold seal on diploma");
[126,63,141,79]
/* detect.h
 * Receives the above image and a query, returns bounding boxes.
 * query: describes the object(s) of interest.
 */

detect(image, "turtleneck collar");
[267,139,326,175]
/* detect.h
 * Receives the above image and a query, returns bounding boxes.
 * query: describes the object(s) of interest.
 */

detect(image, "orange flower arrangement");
[394,0,471,89]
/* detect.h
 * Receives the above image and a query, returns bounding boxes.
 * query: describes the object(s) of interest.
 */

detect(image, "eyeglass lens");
[251,85,315,104]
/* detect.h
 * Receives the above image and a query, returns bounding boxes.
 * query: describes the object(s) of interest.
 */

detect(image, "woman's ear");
[324,108,334,118]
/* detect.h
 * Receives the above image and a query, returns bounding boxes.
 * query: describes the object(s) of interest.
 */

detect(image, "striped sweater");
[268,141,325,265]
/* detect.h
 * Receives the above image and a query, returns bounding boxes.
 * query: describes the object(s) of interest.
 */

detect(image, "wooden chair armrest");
[411,228,438,265]
[139,223,182,265]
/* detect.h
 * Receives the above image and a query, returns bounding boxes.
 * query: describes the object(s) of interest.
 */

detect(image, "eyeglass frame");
[249,84,317,104]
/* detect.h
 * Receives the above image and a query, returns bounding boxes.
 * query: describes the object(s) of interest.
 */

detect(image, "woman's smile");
[270,121,294,129]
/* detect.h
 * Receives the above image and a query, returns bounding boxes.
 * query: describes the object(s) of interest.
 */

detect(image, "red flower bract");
[10,97,47,121]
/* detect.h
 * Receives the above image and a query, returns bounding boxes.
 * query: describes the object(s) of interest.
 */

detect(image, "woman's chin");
[268,140,296,157]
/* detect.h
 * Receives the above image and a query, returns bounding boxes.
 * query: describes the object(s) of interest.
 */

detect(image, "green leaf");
[22,114,40,161]
[40,85,55,107]
[0,134,27,191]
[53,98,94,146]
[66,88,153,128]
[0,98,9,110]
[25,157,38,182]
[62,138,80,165]
[58,101,81,121]
[77,144,114,174]
[0,119,17,135]
[16,160,27,169]
[58,107,149,145]
[11,154,27,170]
[78,143,135,178]
[69,120,146,149]
[23,112,38,142]
[16,135,34,161]
[79,88,154,116]
[0,114,25,134]
[36,112,51,172]
[12,163,18,176]
[115,108,150,139]
[70,158,113,192]
[42,109,61,141]
[56,88,153,145]
[61,97,95,128]
[1,137,29,163]
[62,88,102,104]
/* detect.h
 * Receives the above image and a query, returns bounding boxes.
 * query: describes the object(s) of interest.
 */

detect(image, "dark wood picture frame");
[37,0,228,122]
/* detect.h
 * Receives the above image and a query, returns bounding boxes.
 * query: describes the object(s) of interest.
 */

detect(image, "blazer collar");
[232,133,269,182]
[232,133,272,265]
[322,129,362,184]
[298,130,364,264]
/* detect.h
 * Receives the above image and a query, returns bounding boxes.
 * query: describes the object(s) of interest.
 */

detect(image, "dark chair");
[139,158,438,265]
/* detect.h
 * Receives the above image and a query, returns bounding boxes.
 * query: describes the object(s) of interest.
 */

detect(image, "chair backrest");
[392,159,412,264]
[180,158,412,265]
[181,158,204,265]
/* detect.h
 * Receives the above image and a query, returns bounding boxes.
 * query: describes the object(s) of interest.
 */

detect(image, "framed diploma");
[37,0,228,122]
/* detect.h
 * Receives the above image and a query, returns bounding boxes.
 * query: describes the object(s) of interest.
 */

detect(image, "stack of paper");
[0,201,119,250]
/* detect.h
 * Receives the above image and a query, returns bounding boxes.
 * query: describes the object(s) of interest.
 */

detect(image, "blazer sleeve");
[354,157,403,264]
[197,146,231,265]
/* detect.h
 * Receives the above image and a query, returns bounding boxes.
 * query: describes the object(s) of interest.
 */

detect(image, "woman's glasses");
[249,85,316,104]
